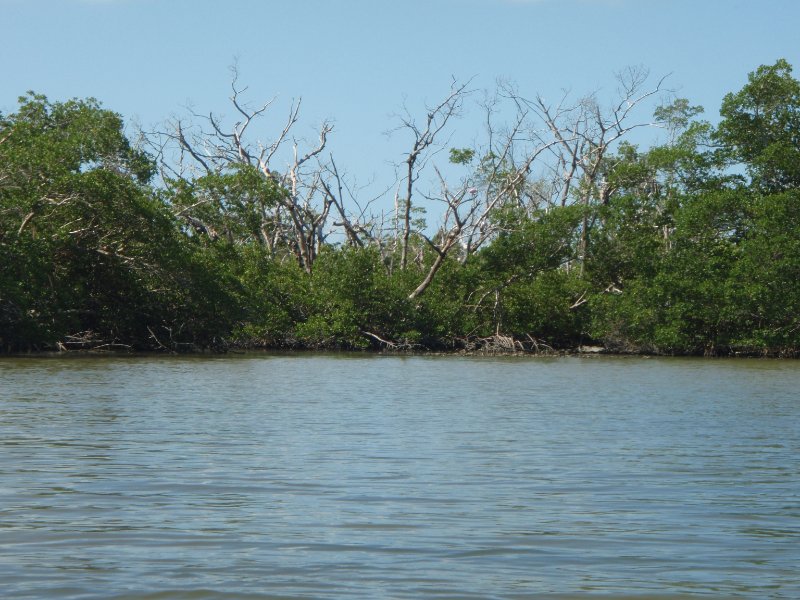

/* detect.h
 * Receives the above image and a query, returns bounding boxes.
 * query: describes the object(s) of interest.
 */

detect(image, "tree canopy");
[2,60,799,356]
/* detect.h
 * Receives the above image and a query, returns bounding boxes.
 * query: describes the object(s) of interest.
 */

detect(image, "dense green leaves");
[0,95,240,351]
[2,61,800,355]
[716,59,800,192]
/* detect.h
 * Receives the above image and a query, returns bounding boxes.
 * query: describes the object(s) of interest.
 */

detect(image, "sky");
[3,0,799,198]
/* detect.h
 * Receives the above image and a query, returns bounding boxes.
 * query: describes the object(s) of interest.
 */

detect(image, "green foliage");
[449,147,475,165]
[295,247,416,349]
[474,205,584,344]
[1,94,158,349]
[727,190,800,351]
[168,163,284,245]
[0,94,238,351]
[2,60,800,356]
[716,59,800,192]
[231,246,308,346]
[654,98,704,137]
[480,205,582,280]
[500,269,588,346]
[411,255,485,346]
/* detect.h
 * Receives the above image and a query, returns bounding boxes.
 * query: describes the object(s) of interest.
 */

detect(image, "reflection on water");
[1,355,799,599]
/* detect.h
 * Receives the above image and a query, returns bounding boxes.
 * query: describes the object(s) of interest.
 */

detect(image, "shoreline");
[2,344,796,359]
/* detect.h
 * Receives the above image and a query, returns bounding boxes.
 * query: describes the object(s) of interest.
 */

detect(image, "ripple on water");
[1,355,799,599]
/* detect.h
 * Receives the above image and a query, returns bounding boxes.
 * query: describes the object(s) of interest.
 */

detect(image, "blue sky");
[3,0,799,190]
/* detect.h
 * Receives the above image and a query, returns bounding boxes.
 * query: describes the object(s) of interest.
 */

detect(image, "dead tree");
[518,67,669,271]
[402,88,565,300]
[391,79,472,271]
[401,69,667,300]
[148,67,360,274]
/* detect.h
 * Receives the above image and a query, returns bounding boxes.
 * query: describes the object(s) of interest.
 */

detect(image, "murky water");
[1,354,798,599]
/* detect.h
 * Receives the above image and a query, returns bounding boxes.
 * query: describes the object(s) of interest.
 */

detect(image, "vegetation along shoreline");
[2,61,799,358]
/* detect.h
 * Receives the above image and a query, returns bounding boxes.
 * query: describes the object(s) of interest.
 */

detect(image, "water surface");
[1,354,798,598]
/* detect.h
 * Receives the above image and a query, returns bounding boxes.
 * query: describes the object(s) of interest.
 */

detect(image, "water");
[1,354,798,599]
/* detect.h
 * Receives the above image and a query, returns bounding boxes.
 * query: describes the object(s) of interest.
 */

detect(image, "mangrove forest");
[1,60,799,356]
